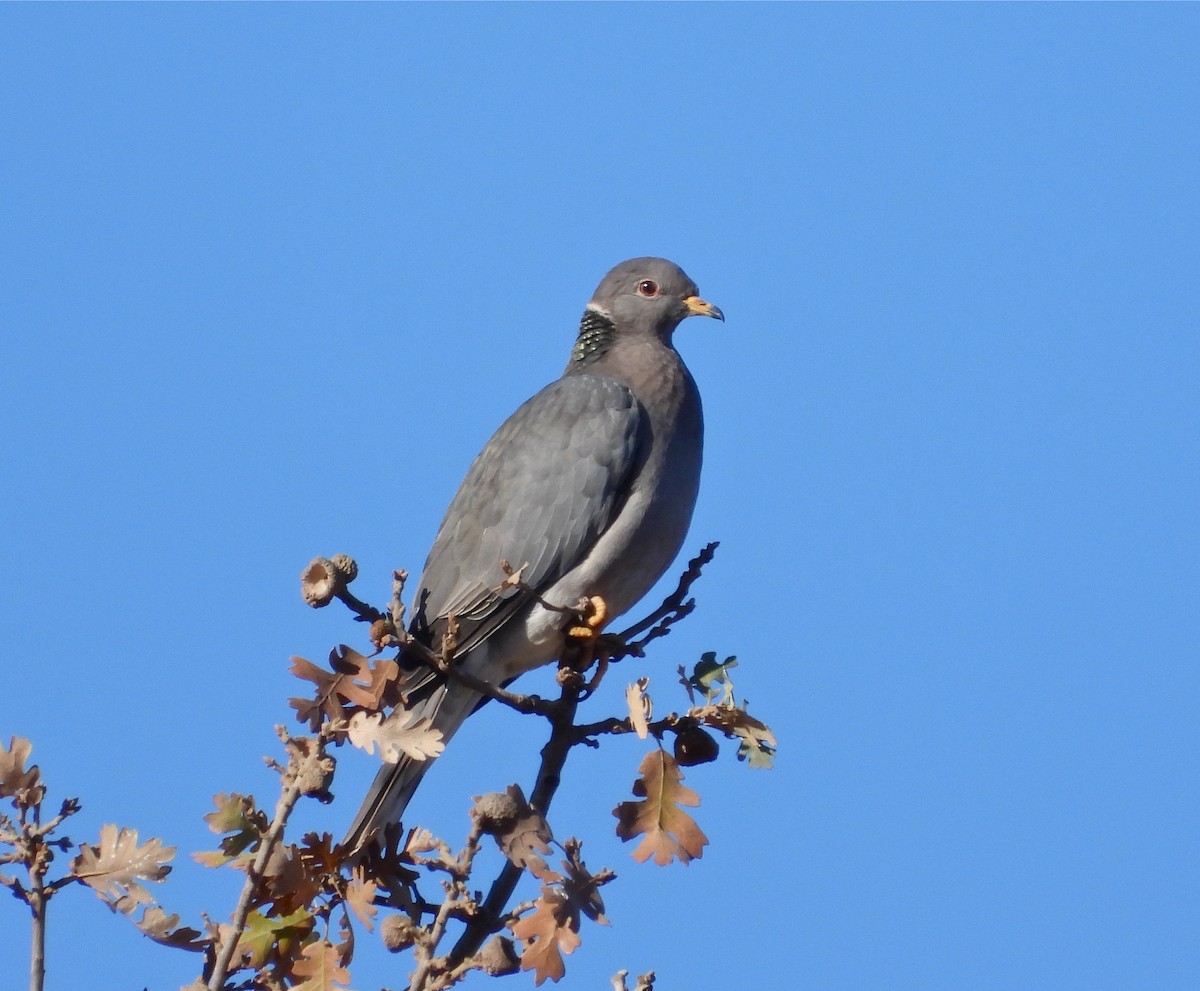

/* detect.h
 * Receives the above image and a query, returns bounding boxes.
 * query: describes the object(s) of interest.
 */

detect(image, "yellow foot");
[567,595,608,639]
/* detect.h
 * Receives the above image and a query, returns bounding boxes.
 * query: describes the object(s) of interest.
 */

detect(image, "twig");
[397,627,558,720]
[422,643,552,719]
[389,570,409,632]
[1,791,81,991]
[444,676,582,969]
[333,586,387,625]
[383,815,490,991]
[28,862,46,991]
[571,713,680,746]
[205,731,330,991]
[613,542,719,655]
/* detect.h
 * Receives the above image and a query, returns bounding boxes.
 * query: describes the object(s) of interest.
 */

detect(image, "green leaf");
[690,653,738,694]
[736,734,777,769]
[237,907,314,969]
[193,794,266,867]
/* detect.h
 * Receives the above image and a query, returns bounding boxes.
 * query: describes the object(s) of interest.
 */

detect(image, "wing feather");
[412,374,644,654]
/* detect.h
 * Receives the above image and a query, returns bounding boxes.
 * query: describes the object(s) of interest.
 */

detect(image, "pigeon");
[344,257,722,851]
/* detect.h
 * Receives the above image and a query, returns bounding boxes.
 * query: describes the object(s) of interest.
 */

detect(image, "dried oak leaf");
[71,824,174,909]
[352,823,420,907]
[0,735,45,804]
[613,751,708,866]
[291,938,353,991]
[133,905,206,951]
[335,911,355,968]
[404,826,443,854]
[625,678,652,740]
[194,792,266,868]
[510,885,581,986]
[296,831,342,878]
[553,839,611,926]
[488,784,553,875]
[260,842,322,916]
[346,711,444,764]
[344,869,378,932]
[289,646,399,731]
[693,702,777,769]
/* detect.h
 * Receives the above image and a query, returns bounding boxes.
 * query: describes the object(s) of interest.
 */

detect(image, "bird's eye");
[637,280,659,297]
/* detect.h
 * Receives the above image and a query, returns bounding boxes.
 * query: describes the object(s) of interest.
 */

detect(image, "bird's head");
[586,258,724,341]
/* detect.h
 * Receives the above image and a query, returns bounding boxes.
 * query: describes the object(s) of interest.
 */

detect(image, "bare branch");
[614,542,718,655]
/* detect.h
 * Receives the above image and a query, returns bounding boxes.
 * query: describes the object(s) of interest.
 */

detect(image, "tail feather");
[341,677,483,855]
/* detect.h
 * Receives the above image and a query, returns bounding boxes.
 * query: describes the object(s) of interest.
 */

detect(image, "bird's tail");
[341,677,482,856]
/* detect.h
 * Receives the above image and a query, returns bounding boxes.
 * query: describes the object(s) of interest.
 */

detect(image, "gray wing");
[411,373,645,654]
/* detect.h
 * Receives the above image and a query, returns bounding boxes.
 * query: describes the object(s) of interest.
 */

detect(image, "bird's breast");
[513,350,704,673]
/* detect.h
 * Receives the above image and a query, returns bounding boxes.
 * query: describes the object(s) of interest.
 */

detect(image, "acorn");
[380,913,418,952]
[477,935,521,976]
[673,725,719,766]
[472,788,524,834]
[300,556,338,607]
[329,553,358,583]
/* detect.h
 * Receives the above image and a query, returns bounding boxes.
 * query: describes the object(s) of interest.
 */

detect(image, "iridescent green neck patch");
[572,308,616,365]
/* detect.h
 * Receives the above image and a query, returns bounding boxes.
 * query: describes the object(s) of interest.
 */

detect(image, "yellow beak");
[683,295,725,321]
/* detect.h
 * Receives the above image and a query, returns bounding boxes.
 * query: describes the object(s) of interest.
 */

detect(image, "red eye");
[637,280,659,296]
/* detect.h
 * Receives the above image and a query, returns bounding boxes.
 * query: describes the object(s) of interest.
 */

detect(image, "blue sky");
[2,5,1196,990]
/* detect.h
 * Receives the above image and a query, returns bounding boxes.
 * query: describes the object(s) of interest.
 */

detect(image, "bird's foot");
[566,595,608,639]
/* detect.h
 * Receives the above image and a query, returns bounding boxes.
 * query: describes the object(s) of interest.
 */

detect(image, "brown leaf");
[352,824,420,907]
[345,869,378,932]
[336,646,400,710]
[132,905,206,951]
[692,701,777,768]
[555,839,611,925]
[289,655,346,728]
[288,646,400,730]
[490,785,553,875]
[510,886,581,986]
[71,824,174,909]
[346,711,444,764]
[497,561,528,589]
[507,840,611,984]
[0,735,45,805]
[625,678,652,740]
[261,843,322,916]
[290,939,353,991]
[404,826,444,855]
[334,910,355,968]
[296,832,342,877]
[613,751,709,866]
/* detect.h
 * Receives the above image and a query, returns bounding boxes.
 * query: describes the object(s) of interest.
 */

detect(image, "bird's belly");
[513,454,701,675]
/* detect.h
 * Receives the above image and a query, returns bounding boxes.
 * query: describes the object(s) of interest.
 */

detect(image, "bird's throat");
[571,308,617,366]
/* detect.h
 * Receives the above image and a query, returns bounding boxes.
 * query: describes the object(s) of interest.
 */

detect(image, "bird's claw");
[566,595,608,639]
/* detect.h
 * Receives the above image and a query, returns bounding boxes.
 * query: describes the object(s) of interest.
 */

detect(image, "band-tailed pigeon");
[344,257,722,851]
